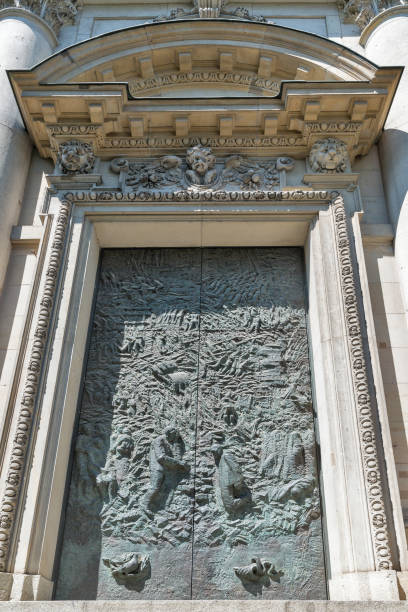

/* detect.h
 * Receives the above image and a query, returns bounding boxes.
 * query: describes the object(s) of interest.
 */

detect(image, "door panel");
[55,247,326,601]
[192,249,325,599]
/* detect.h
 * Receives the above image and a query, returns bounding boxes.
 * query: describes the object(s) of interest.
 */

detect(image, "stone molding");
[0,0,81,35]
[0,200,71,572]
[128,71,281,96]
[64,188,330,202]
[332,194,393,570]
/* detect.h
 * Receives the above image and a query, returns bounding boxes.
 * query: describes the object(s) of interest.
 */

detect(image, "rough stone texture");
[55,247,325,601]
[1,601,408,610]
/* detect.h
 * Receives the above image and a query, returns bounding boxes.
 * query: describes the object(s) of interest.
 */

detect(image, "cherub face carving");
[185,145,217,185]
[309,138,349,174]
[57,140,95,175]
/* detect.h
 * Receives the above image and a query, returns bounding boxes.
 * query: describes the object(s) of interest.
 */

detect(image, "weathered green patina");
[55,248,326,600]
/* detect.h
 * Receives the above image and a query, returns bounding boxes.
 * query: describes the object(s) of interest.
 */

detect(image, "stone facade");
[1,0,408,607]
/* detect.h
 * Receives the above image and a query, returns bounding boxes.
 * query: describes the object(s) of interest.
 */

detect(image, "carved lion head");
[57,140,95,175]
[186,145,216,175]
[309,138,349,174]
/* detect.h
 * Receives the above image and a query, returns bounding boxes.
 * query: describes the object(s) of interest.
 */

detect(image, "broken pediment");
[8,20,401,161]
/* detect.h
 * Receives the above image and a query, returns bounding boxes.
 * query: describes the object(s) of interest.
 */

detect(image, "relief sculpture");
[110,146,294,193]
[56,247,326,601]
[144,426,190,511]
[103,552,151,586]
[211,443,251,514]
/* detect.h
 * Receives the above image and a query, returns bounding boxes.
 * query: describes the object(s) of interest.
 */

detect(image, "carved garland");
[0,200,71,571]
[332,194,393,570]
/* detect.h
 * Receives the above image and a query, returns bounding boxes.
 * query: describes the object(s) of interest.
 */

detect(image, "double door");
[56,247,326,600]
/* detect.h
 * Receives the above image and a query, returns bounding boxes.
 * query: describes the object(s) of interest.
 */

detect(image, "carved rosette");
[332,194,393,570]
[0,200,71,571]
[0,0,81,35]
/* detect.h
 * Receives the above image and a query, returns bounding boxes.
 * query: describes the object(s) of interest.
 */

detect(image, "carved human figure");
[97,431,134,503]
[211,443,251,514]
[185,145,217,185]
[308,137,349,174]
[261,431,315,504]
[144,425,190,510]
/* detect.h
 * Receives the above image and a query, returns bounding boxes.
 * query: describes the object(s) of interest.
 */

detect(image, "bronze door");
[55,248,326,600]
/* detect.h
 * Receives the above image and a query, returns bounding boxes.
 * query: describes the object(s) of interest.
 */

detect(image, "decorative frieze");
[0,200,71,571]
[153,0,269,23]
[103,135,305,151]
[110,146,295,192]
[66,189,329,202]
[332,194,393,570]
[0,0,81,35]
[48,125,101,137]
[303,122,362,135]
[128,71,280,97]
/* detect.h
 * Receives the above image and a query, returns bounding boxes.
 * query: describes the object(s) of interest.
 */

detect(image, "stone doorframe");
[0,185,406,602]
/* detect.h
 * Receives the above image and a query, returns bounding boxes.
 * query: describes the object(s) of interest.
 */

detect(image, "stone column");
[363,9,408,318]
[0,0,80,295]
[0,7,55,294]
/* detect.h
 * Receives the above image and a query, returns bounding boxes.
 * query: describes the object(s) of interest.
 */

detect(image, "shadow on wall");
[379,129,408,231]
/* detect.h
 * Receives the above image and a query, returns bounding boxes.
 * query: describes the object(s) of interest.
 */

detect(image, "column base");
[329,571,400,600]
[9,574,53,601]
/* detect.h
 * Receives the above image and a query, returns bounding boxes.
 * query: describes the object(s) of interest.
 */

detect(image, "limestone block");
[329,571,399,600]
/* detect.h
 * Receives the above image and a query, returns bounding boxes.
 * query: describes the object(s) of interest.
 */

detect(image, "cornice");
[7,21,401,163]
